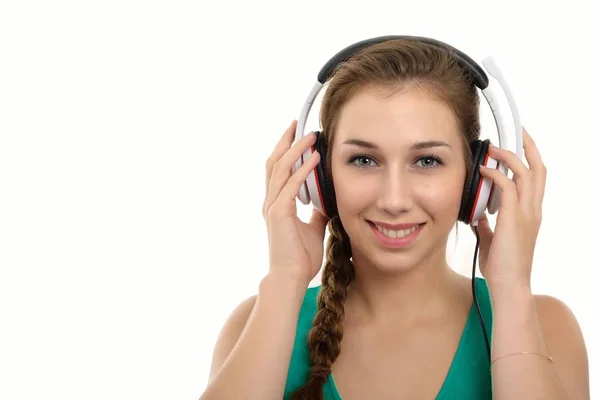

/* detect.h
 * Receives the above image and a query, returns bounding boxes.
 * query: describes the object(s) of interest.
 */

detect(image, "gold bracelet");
[491,351,554,367]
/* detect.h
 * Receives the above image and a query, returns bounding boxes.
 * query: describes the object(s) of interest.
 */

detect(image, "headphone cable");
[471,225,491,362]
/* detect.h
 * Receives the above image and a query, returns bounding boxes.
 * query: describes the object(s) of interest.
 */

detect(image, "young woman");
[200,38,589,399]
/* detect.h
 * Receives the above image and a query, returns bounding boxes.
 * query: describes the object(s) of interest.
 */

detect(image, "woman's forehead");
[333,89,462,149]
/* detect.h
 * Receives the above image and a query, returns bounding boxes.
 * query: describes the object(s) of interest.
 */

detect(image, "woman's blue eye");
[347,154,444,169]
[416,156,442,168]
[349,155,376,168]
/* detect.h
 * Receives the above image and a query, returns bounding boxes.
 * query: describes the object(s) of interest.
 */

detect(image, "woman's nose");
[376,169,414,215]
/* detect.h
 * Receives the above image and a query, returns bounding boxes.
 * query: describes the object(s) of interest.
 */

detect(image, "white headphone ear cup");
[305,157,324,215]
[486,156,508,214]
[295,147,313,205]
[487,174,502,214]
[297,182,310,205]
[297,144,326,215]
[471,155,498,222]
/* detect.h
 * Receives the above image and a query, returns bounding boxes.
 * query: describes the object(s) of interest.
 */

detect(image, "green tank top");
[283,277,493,399]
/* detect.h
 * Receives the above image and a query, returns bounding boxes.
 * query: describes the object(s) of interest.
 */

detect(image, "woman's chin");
[355,251,420,276]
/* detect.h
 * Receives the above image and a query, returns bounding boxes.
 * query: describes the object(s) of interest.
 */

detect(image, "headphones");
[291,35,524,226]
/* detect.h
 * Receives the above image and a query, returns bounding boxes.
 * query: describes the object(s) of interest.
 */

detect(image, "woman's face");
[330,85,468,274]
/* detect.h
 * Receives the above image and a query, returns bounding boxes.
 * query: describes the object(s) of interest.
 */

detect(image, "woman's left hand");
[473,127,547,290]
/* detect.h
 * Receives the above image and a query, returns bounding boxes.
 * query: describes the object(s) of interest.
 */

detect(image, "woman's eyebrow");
[341,138,452,150]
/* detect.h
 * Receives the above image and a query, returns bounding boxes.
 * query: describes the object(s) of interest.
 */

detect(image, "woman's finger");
[269,150,321,219]
[487,142,533,205]
[265,120,297,193]
[479,164,520,213]
[263,132,317,218]
[522,127,547,209]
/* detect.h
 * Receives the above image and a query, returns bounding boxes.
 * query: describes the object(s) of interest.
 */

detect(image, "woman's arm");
[490,285,589,399]
[199,273,308,400]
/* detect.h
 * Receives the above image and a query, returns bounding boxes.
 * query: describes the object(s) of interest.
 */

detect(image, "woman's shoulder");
[206,293,257,384]
[533,293,585,349]
[533,293,589,398]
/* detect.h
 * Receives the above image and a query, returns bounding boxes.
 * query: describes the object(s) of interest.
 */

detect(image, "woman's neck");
[343,253,471,330]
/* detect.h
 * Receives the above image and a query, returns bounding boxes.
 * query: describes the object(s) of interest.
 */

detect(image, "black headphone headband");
[317,35,489,89]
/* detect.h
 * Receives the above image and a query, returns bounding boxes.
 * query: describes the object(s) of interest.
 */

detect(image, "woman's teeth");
[375,224,419,238]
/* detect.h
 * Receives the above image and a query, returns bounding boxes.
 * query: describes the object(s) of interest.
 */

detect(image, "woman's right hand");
[262,120,329,286]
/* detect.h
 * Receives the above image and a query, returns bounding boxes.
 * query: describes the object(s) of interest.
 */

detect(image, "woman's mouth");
[367,221,425,248]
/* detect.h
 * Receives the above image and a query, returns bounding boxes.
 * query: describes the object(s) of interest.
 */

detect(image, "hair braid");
[290,215,355,400]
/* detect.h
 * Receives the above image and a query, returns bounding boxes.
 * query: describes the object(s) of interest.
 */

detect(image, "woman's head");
[290,38,481,400]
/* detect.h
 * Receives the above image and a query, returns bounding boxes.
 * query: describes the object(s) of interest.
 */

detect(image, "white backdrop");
[1,1,597,399]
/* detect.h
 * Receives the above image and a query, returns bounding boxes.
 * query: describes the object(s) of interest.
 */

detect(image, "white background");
[1,1,597,399]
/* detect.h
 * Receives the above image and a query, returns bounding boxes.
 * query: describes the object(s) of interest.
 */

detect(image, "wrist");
[256,272,310,314]
[487,282,549,365]
[487,279,532,299]
[260,271,310,294]
[488,281,535,313]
